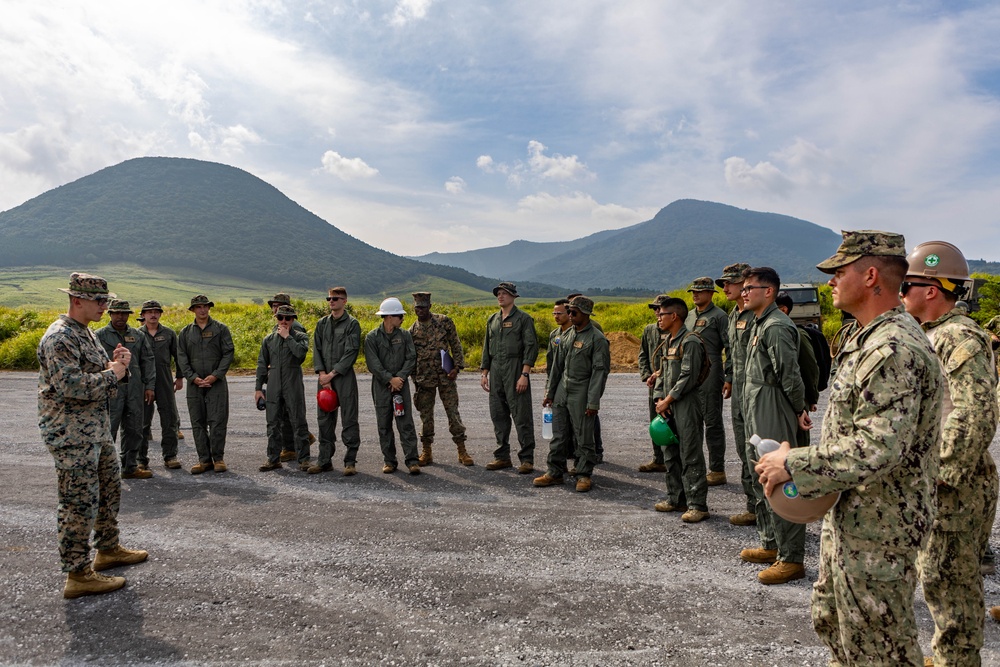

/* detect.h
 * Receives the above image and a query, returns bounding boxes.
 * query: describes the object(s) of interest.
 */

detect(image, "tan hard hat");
[906,241,970,295]
[768,482,840,524]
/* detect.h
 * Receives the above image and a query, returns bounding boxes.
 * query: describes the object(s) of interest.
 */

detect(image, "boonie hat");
[189,295,215,310]
[412,292,431,308]
[715,263,750,288]
[687,277,717,293]
[275,304,297,319]
[267,293,292,307]
[493,282,519,298]
[140,300,163,313]
[817,230,906,274]
[59,272,115,301]
[107,299,133,314]
[648,294,670,310]
[569,295,594,316]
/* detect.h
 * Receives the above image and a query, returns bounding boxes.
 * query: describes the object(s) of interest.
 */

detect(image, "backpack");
[799,325,831,392]
[681,331,713,387]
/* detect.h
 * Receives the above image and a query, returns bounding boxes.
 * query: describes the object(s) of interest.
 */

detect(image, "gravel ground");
[3,371,1000,666]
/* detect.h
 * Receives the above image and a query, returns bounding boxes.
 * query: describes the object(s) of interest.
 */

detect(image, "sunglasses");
[326,296,344,302]
[899,281,937,296]
[656,311,676,318]
[740,285,768,294]
[567,309,582,316]
[276,315,295,322]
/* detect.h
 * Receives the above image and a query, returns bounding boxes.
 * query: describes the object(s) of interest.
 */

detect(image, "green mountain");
[0,157,561,300]
[416,200,844,290]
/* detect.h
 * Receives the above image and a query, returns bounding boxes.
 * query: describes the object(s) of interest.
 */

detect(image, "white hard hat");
[376,297,405,316]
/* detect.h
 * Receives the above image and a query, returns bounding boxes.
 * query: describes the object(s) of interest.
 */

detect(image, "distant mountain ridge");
[0,157,562,297]
[416,200,844,290]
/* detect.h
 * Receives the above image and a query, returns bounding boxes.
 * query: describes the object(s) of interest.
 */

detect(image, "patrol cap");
[715,263,750,288]
[189,295,215,310]
[817,230,906,274]
[493,282,519,297]
[648,294,670,310]
[267,293,292,307]
[140,300,163,313]
[59,272,115,301]
[569,295,594,316]
[412,292,431,308]
[687,277,718,293]
[767,483,841,524]
[107,299,133,314]
[274,304,297,319]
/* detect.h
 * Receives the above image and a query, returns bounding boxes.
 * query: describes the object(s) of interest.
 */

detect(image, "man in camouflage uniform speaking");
[97,299,156,480]
[480,282,539,474]
[409,292,473,467]
[177,295,235,474]
[756,231,943,666]
[902,241,998,667]
[38,273,148,599]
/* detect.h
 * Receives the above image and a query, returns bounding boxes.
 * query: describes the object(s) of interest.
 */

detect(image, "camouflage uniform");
[38,278,123,573]
[256,306,312,466]
[543,313,610,479]
[177,303,234,465]
[481,298,538,465]
[743,302,808,565]
[685,289,729,473]
[917,308,999,666]
[727,304,756,514]
[96,305,156,474]
[787,306,942,666]
[139,307,182,465]
[659,325,708,511]
[365,325,420,468]
[410,310,467,447]
[313,310,362,467]
[638,322,668,465]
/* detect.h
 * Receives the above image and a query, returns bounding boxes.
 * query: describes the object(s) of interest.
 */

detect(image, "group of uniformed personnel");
[35,229,1000,666]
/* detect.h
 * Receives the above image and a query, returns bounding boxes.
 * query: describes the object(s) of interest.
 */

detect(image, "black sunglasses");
[900,281,937,296]
[326,296,344,302]
[276,315,295,322]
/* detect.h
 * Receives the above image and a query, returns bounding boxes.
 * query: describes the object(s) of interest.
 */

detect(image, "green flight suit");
[96,323,155,473]
[742,302,807,564]
[543,323,610,478]
[313,312,362,467]
[277,319,308,454]
[546,325,574,461]
[638,322,667,464]
[256,328,311,465]
[686,302,729,472]
[365,325,419,467]
[787,306,942,666]
[727,306,756,513]
[177,317,234,464]
[140,324,182,464]
[659,325,707,511]
[481,305,538,464]
[917,309,999,665]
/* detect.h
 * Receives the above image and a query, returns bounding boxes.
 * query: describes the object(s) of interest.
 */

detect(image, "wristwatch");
[521,372,530,378]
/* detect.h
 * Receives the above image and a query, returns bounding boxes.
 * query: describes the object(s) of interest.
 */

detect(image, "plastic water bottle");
[749,434,780,458]
[542,406,553,440]
[392,392,404,417]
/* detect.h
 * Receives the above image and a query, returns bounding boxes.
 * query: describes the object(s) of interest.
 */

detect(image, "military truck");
[780,283,822,328]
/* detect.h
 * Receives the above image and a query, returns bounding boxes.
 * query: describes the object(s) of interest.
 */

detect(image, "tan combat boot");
[740,547,778,564]
[757,561,805,585]
[729,511,757,526]
[93,544,149,571]
[418,443,433,466]
[64,568,126,599]
[456,442,474,466]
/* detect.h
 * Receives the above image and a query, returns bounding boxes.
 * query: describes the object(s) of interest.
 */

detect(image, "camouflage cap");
[492,282,519,298]
[59,272,116,301]
[267,293,292,307]
[412,292,432,307]
[189,294,215,311]
[716,263,751,288]
[275,304,297,318]
[569,295,594,316]
[107,299,133,314]
[687,277,718,293]
[817,230,906,274]
[648,294,670,310]
[140,299,163,313]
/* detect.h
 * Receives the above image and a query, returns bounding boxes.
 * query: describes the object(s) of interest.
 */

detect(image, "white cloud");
[320,150,379,180]
[476,155,495,173]
[723,157,793,197]
[444,176,466,194]
[526,140,594,181]
[390,0,433,27]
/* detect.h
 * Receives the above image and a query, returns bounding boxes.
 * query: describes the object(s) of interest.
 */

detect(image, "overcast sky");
[3,1,999,258]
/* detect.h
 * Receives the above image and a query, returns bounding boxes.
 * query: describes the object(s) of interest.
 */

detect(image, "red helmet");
[317,388,339,412]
